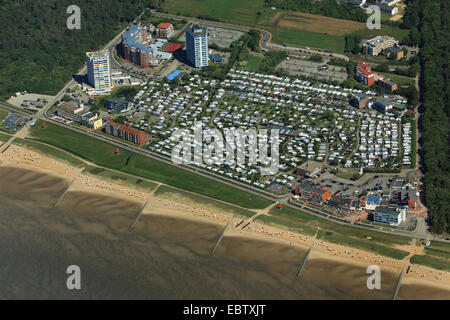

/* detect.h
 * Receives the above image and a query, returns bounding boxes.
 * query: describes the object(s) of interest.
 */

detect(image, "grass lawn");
[350,24,409,41]
[28,120,273,209]
[154,185,257,218]
[424,247,450,260]
[409,241,450,271]
[269,28,346,53]
[241,54,263,72]
[410,254,450,272]
[429,241,450,252]
[256,213,318,236]
[382,73,415,86]
[335,167,359,180]
[0,131,11,142]
[317,229,408,259]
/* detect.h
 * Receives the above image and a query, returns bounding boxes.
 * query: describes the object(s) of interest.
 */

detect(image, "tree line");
[403,0,449,233]
[0,0,154,100]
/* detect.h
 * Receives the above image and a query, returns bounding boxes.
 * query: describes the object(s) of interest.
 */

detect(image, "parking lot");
[178,25,244,48]
[277,58,347,82]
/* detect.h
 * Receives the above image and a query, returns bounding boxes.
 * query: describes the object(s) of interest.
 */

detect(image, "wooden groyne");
[211,221,230,255]
[296,247,311,279]
[54,179,75,207]
[129,200,148,230]
[0,136,15,153]
[392,270,404,300]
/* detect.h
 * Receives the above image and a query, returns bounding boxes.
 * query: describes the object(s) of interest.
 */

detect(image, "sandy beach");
[0,143,449,298]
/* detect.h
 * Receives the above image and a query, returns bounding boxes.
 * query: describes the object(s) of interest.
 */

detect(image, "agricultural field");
[268,12,365,36]
[161,1,409,54]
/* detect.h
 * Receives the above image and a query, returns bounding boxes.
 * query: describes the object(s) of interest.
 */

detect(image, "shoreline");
[1,143,450,295]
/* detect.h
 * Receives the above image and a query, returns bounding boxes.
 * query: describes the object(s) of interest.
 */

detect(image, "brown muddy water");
[0,167,448,299]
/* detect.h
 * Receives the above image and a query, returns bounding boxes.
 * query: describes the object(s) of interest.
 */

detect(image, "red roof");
[164,43,182,52]
[108,121,146,137]
[156,23,172,29]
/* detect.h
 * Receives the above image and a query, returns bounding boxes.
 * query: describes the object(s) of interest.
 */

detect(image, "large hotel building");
[186,25,208,68]
[119,24,152,68]
[105,121,148,145]
[86,51,112,94]
[361,36,398,56]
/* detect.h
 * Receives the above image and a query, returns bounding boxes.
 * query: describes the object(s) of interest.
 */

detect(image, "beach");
[0,144,449,299]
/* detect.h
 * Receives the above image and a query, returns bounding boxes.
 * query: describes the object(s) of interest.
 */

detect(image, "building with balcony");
[105,121,148,145]
[186,25,208,68]
[361,36,398,56]
[119,24,152,68]
[373,206,406,226]
[155,23,174,38]
[86,51,112,94]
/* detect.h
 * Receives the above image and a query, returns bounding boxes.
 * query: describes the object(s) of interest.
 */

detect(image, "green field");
[155,185,257,218]
[410,254,450,272]
[28,120,272,209]
[382,73,415,87]
[256,206,410,259]
[350,25,409,42]
[241,54,263,72]
[0,131,11,142]
[256,212,318,236]
[269,28,346,53]
[317,229,408,259]
[162,0,266,26]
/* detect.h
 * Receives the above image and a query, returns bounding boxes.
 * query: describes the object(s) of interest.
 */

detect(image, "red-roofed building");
[294,181,331,204]
[355,61,375,86]
[105,121,148,145]
[164,43,182,52]
[156,23,174,38]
